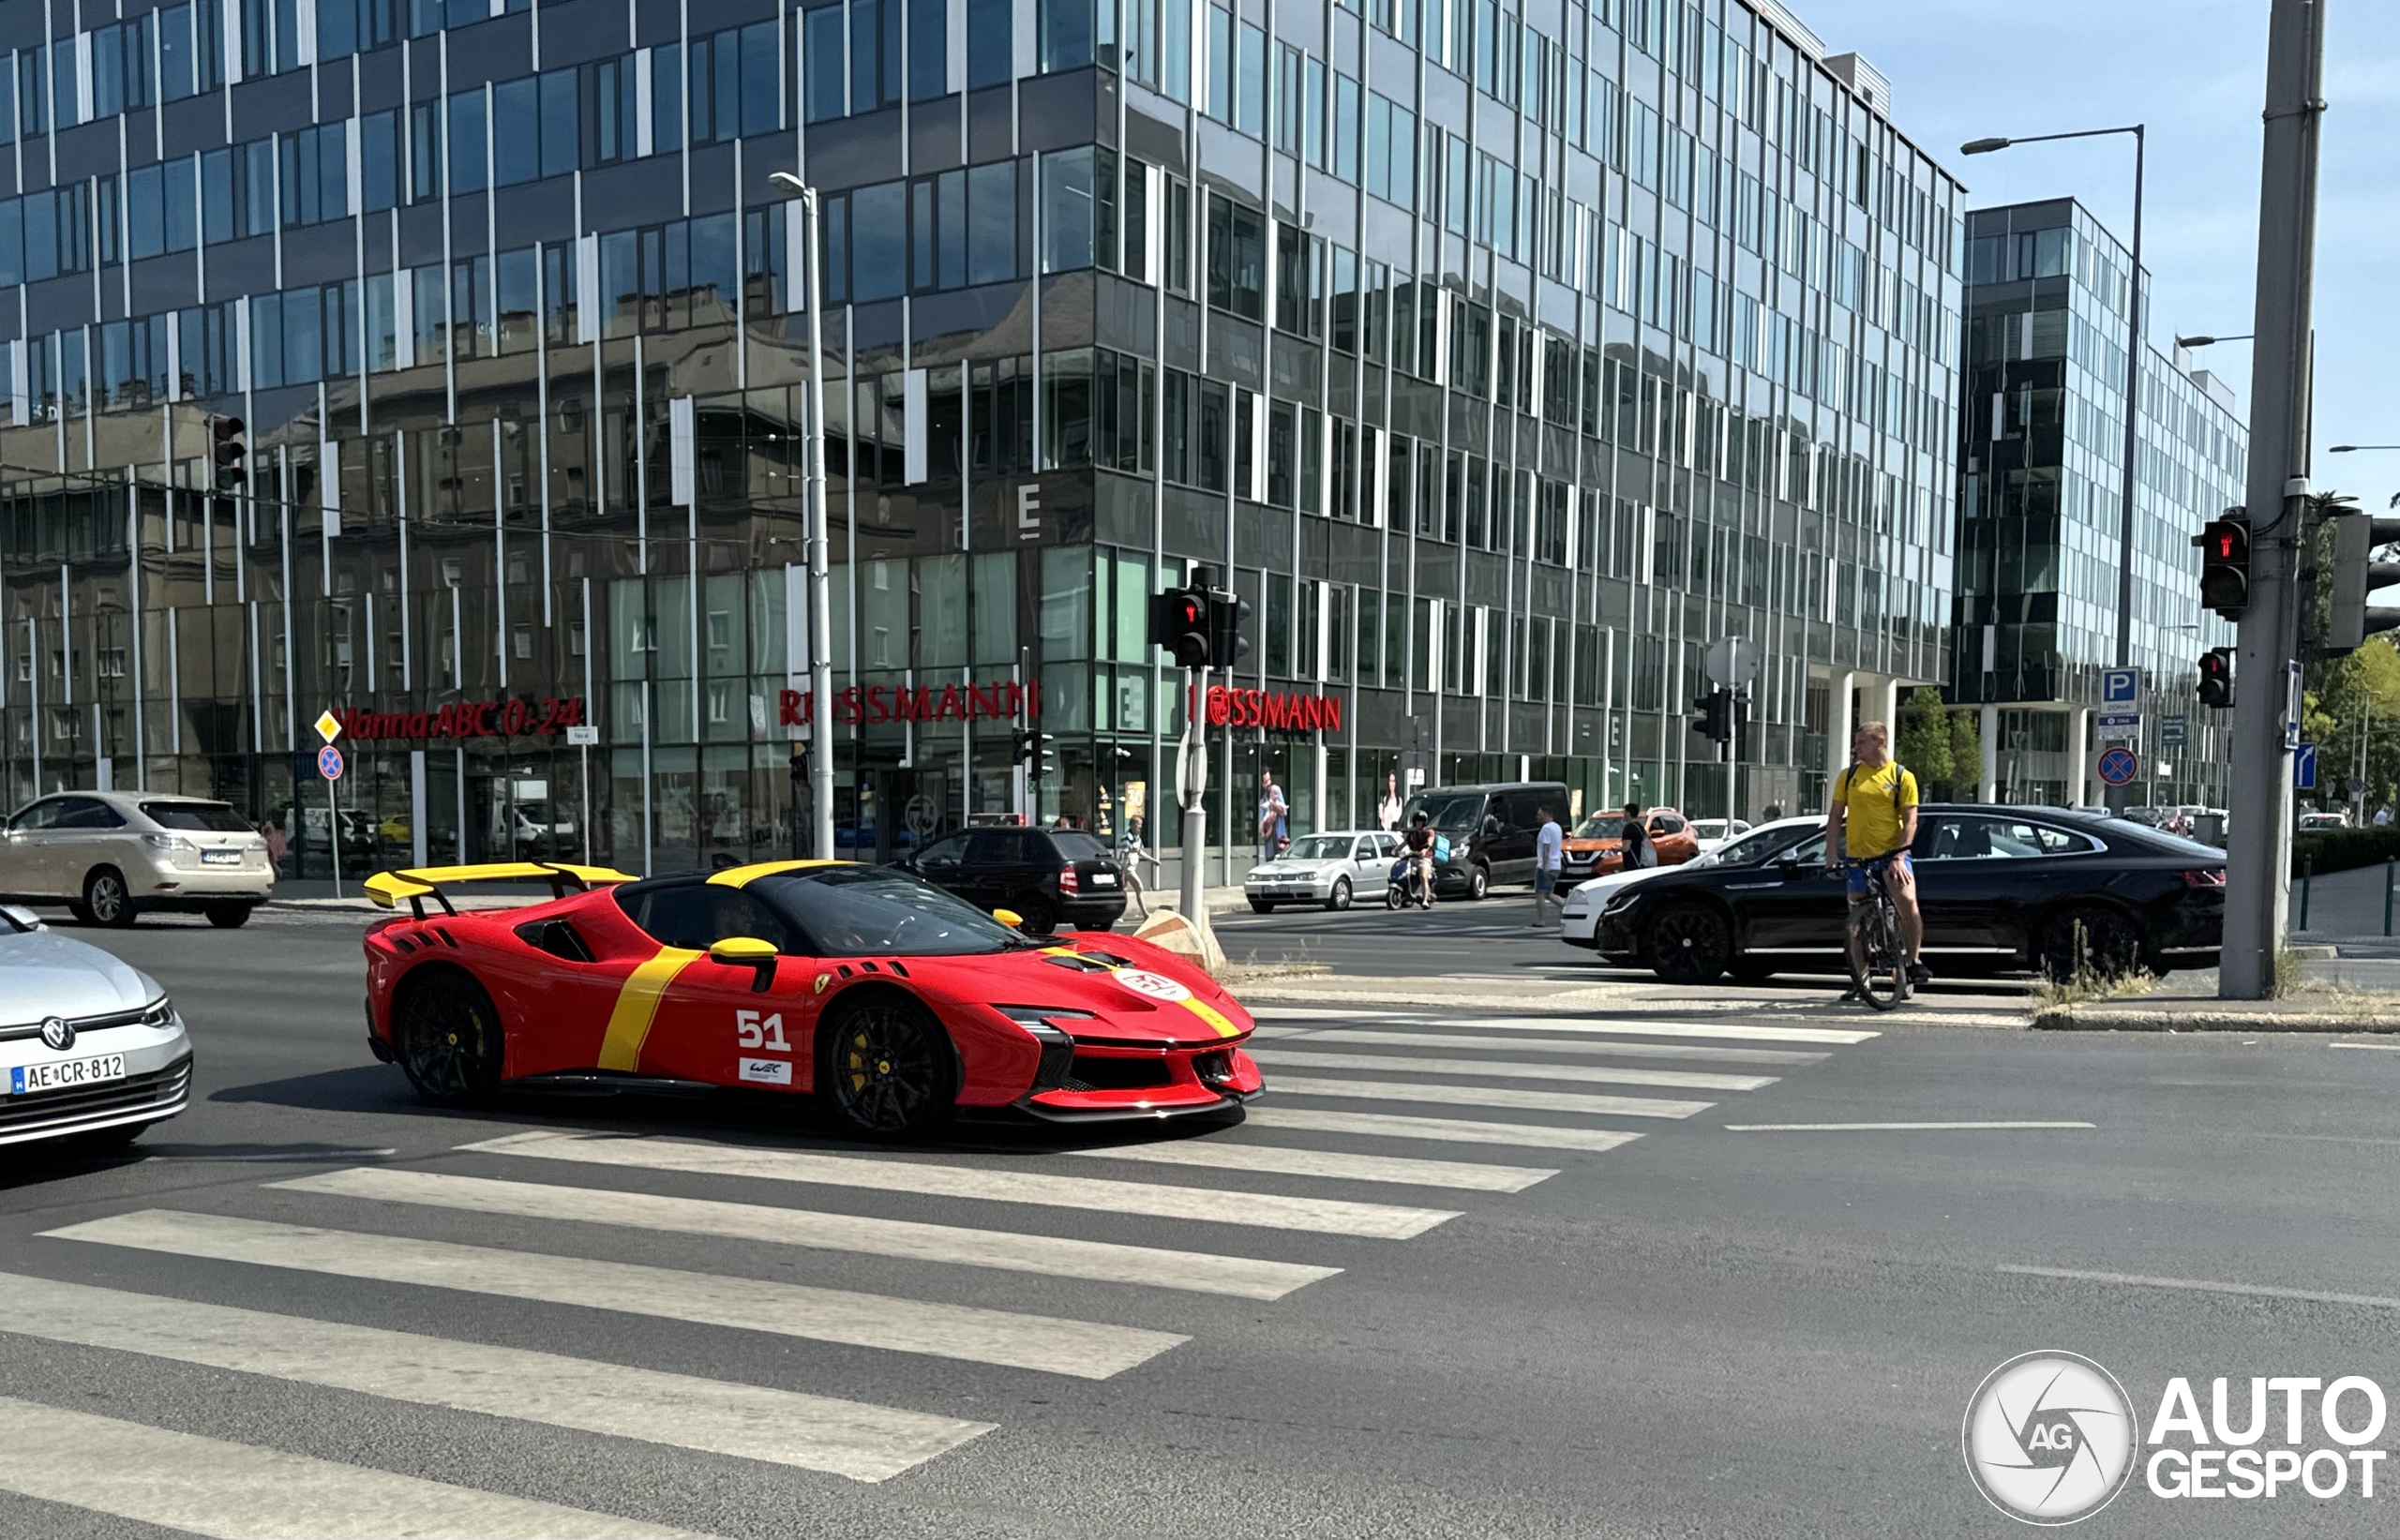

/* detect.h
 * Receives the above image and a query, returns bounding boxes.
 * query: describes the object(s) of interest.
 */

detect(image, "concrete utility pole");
[1178,666,1210,939]
[2221,0,2328,998]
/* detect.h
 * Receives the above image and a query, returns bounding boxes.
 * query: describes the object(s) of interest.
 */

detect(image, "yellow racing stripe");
[595,947,705,1070]
[1177,996,1243,1039]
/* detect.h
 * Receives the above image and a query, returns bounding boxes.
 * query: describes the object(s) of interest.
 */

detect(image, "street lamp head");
[2176,335,2216,349]
[767,171,808,196]
[1960,137,2012,156]
[2332,445,2360,454]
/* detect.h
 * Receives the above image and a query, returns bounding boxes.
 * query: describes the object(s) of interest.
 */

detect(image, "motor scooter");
[1384,855,1433,910]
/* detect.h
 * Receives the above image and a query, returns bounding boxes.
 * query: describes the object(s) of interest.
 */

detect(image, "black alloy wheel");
[1466,862,1491,901]
[82,868,136,928]
[1013,895,1058,935]
[820,996,956,1139]
[1327,876,1354,912]
[392,970,507,1106]
[2039,905,2148,982]
[1648,902,1732,986]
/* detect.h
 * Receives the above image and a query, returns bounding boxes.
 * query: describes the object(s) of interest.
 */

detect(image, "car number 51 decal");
[736,1009,794,1084]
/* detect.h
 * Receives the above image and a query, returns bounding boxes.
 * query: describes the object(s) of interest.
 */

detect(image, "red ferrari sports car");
[359,860,1263,1136]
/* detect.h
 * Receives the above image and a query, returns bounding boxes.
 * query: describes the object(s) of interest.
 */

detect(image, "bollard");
[2300,854,2314,933]
[2387,858,2395,938]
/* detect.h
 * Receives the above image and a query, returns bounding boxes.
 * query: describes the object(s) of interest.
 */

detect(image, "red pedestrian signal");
[2197,647,2234,710]
[2194,513,2249,620]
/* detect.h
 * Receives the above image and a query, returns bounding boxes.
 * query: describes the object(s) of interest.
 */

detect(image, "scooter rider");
[1401,811,1437,909]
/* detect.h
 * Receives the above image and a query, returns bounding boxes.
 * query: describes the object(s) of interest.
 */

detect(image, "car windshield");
[1402,794,1484,834]
[1570,812,1625,839]
[140,800,253,833]
[1050,831,1109,860]
[1690,821,1726,839]
[2113,825,2227,859]
[754,867,1030,956]
[1280,835,1353,860]
[1713,825,1810,866]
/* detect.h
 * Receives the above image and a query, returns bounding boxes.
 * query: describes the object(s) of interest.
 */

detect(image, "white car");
[1244,830,1404,912]
[0,904,192,1149]
[1686,817,1753,855]
[1559,815,1822,947]
[0,791,274,928]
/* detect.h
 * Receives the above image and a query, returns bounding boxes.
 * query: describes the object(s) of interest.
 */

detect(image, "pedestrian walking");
[261,815,289,875]
[2377,805,2392,829]
[1531,804,1565,926]
[1256,770,1288,863]
[1619,802,1656,871]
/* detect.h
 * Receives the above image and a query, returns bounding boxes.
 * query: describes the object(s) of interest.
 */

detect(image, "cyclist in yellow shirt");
[1824,720,1928,987]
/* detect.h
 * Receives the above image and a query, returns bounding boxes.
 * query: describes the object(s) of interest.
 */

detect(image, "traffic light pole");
[1178,666,1210,938]
[2222,0,2326,999]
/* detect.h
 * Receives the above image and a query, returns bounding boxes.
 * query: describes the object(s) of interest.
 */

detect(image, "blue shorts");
[1533,869,1558,895]
[1844,850,1911,895]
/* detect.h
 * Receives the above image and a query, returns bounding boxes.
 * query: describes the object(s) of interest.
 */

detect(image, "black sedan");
[898,825,1129,934]
[1587,805,2225,984]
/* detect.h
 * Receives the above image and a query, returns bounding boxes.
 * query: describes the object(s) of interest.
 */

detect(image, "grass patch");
[2029,967,2158,1013]
[1216,960,1333,986]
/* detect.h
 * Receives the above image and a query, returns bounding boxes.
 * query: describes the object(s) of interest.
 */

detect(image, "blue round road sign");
[317,744,344,780]
[2096,745,2138,786]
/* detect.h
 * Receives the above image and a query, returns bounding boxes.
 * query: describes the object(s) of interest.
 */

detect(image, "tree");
[1948,706,1984,796]
[2303,635,2400,813]
[1895,686,1955,787]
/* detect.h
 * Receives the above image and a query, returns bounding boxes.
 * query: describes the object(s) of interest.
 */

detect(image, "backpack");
[1837,761,1912,815]
[1432,833,1452,863]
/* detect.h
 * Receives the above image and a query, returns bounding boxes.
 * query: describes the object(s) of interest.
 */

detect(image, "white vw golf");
[0,905,192,1150]
[1244,830,1404,912]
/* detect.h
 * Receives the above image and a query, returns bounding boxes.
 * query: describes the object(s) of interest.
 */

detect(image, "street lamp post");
[1964,126,2146,812]
[768,171,837,862]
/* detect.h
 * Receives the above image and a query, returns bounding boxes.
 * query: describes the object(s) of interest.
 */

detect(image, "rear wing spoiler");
[364,861,637,920]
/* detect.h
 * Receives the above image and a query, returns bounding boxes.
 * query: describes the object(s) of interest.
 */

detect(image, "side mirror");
[993,907,1024,930]
[707,935,779,993]
[0,903,41,931]
[1775,856,1805,879]
[1483,815,1503,836]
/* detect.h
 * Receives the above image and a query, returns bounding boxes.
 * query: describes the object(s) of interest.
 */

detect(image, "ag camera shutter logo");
[1964,1352,2138,1524]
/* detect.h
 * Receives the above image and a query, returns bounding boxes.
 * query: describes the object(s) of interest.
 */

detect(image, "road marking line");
[1998,1263,2400,1312]
[2331,1040,2400,1052]
[1248,1009,1879,1044]
[460,1130,1458,1240]
[1064,1140,1555,1192]
[42,1211,1180,1383]
[1248,1047,1774,1093]
[0,1265,993,1479]
[1263,1074,1711,1119]
[1240,1106,1643,1153]
[0,1394,716,1538]
[1723,1120,2095,1131]
[1269,1027,1830,1066]
[266,1167,1337,1300]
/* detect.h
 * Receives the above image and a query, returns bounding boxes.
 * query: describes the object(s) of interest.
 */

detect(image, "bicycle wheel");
[1846,893,1906,1010]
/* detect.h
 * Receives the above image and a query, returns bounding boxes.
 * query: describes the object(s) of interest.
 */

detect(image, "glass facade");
[1956,199,2243,808]
[0,0,1965,881]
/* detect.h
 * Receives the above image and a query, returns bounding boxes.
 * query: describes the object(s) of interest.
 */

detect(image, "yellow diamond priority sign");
[314,710,342,744]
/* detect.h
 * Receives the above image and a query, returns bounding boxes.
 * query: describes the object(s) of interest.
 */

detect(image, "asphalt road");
[1,906,2393,1538]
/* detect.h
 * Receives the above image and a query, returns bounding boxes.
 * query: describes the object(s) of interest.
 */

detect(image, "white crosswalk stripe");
[1065,1139,1557,1192]
[1256,1026,1829,1067]
[1263,1073,1714,1118]
[273,1165,1341,1299]
[1247,1047,1777,1093]
[1249,1009,1881,1044]
[1238,1106,1645,1153]
[0,1394,718,1539]
[459,1129,1462,1239]
[42,1211,1185,1381]
[0,1266,993,1480]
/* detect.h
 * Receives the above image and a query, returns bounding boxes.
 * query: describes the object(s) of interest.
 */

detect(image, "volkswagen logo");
[1964,1351,2138,1525]
[38,1017,75,1052]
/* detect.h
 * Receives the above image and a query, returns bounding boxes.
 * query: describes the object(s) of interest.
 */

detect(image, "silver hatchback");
[0,792,274,927]
[0,906,192,1150]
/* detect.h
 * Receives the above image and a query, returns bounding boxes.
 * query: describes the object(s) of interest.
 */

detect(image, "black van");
[1398,782,1571,899]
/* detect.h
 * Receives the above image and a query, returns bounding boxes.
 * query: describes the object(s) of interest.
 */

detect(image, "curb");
[2032,1009,2400,1033]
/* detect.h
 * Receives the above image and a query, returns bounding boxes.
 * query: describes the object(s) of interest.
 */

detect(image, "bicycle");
[1838,855,1911,1010]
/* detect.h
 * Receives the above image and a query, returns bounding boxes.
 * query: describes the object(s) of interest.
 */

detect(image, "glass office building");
[0,0,1963,881]
[1955,198,2242,809]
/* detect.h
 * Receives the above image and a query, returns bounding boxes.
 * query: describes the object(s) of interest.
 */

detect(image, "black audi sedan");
[1589,805,2225,984]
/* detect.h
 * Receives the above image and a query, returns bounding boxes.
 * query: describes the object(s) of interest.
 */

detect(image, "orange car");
[1561,807,1701,880]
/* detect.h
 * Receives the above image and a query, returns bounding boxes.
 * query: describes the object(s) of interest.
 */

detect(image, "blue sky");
[1799,0,2400,499]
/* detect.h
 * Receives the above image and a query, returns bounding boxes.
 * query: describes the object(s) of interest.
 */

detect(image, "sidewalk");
[2032,960,2400,1033]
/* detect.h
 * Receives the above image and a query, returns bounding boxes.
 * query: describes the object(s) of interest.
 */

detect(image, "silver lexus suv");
[0,792,274,928]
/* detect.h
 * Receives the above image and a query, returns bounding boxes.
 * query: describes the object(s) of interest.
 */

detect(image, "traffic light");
[2194,512,2249,621]
[1208,590,1252,666]
[2327,511,2400,653]
[1148,585,1212,668]
[1012,729,1056,778]
[211,414,248,491]
[2197,647,2235,710]
[1691,687,1732,744]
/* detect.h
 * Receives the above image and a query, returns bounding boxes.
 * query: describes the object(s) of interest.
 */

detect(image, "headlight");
[138,996,176,1028]
[1601,889,1640,915]
[995,1005,1096,1027]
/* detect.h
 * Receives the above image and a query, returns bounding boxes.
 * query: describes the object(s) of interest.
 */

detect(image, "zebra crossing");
[2,1002,1878,1537]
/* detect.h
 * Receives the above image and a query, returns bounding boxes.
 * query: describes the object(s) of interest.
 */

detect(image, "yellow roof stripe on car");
[594,947,705,1070]
[705,860,850,889]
